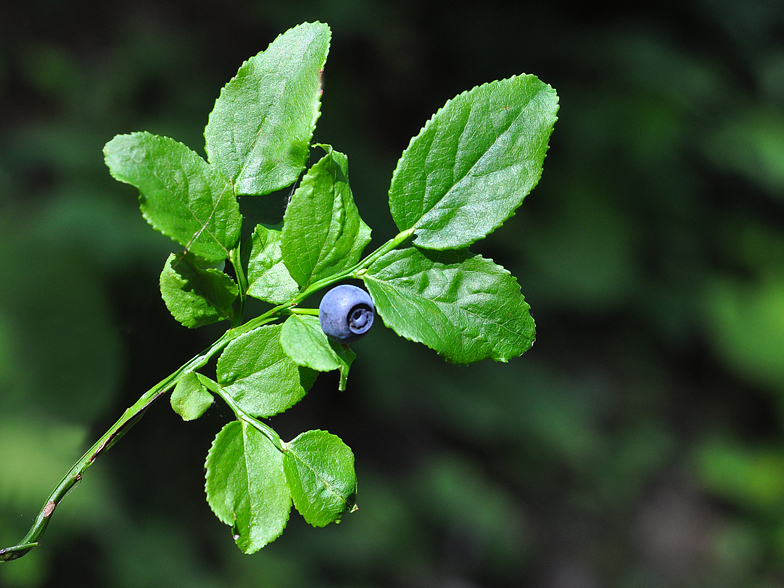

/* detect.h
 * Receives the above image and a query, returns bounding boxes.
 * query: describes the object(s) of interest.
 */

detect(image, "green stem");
[353,227,415,275]
[229,246,248,327]
[0,329,236,563]
[212,386,283,451]
[0,227,415,563]
[288,307,319,316]
[288,227,415,306]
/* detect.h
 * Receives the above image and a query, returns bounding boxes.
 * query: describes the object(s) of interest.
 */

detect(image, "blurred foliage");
[2,0,784,586]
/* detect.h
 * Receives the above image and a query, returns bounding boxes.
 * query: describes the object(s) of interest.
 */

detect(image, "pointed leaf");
[170,372,214,421]
[205,421,291,553]
[363,246,535,364]
[283,429,357,527]
[389,75,558,249]
[160,252,238,328]
[280,314,356,391]
[245,224,300,304]
[216,324,317,417]
[281,147,371,288]
[104,132,241,261]
[205,22,331,196]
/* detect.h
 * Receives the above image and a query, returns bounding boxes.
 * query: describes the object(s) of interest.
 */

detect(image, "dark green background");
[2,1,784,586]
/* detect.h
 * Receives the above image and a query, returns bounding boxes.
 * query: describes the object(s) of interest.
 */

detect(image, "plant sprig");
[0,20,558,562]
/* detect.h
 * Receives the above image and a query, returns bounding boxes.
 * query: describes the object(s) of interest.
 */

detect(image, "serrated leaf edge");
[284,430,356,527]
[388,75,559,249]
[364,249,535,364]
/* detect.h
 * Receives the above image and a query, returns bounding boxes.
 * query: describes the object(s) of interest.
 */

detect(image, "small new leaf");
[281,147,371,288]
[364,247,535,364]
[283,430,357,527]
[104,132,241,261]
[244,224,300,304]
[204,22,331,196]
[205,421,291,553]
[280,314,356,391]
[160,253,238,328]
[389,74,558,249]
[170,372,213,421]
[216,325,318,417]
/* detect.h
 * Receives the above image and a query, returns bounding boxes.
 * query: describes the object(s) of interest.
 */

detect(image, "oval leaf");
[280,314,356,391]
[363,247,535,364]
[216,324,317,417]
[204,22,331,196]
[244,224,300,304]
[170,372,214,421]
[281,147,371,287]
[283,429,357,527]
[104,132,241,261]
[205,421,291,553]
[388,75,558,249]
[160,253,238,328]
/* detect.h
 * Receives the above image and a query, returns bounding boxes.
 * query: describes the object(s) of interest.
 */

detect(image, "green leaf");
[280,314,356,391]
[281,147,371,288]
[204,22,331,196]
[216,324,317,417]
[160,253,238,328]
[283,429,357,527]
[170,372,213,421]
[205,421,291,553]
[388,75,558,249]
[363,246,535,364]
[104,132,242,261]
[244,224,300,304]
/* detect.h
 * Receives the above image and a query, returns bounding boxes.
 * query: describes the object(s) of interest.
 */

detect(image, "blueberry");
[318,285,375,343]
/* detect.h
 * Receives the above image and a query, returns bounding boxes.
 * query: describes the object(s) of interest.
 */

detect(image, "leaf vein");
[415,92,536,229]
[290,448,348,504]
